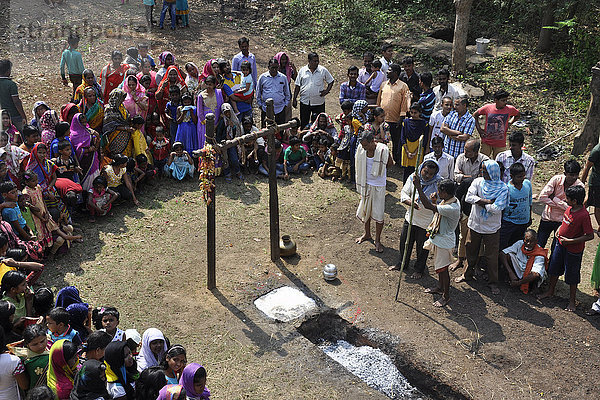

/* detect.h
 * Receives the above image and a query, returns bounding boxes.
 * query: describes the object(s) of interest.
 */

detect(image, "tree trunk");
[537,1,557,52]
[572,62,600,155]
[451,0,474,75]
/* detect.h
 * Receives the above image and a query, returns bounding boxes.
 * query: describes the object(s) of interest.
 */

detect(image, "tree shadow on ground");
[210,287,293,357]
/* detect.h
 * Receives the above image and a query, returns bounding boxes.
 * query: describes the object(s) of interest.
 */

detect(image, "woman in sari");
[31,101,50,131]
[25,142,72,222]
[123,75,148,119]
[73,69,103,103]
[60,103,80,124]
[196,75,224,150]
[47,339,79,400]
[70,113,100,191]
[99,50,130,104]
[156,51,176,83]
[40,109,60,146]
[184,62,201,98]
[78,87,104,131]
[274,52,297,121]
[102,89,134,161]
[156,65,188,126]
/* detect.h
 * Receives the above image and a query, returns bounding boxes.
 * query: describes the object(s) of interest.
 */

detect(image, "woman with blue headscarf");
[455,159,508,294]
[389,159,442,278]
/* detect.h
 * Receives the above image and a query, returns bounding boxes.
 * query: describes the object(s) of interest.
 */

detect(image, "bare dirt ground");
[3,0,600,399]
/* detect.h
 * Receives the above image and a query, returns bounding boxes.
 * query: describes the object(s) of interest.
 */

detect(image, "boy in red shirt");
[538,186,594,311]
[473,89,520,159]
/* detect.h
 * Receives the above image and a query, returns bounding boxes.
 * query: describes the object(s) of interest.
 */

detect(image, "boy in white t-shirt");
[428,95,453,150]
[413,178,460,307]
[364,60,386,94]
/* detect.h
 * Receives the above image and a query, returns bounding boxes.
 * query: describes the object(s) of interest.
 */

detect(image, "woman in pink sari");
[70,113,100,191]
[123,75,149,120]
[196,75,225,149]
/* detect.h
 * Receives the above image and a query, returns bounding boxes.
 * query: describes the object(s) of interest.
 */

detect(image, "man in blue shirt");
[231,37,258,88]
[441,96,475,158]
[256,58,291,127]
[339,66,366,105]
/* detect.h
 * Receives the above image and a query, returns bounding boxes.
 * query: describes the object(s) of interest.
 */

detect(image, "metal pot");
[279,235,297,257]
[323,264,338,281]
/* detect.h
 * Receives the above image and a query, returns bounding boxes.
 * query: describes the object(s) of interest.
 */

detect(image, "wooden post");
[266,99,281,261]
[205,113,216,289]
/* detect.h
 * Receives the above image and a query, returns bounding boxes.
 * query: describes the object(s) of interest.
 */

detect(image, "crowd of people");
[0,285,209,399]
[0,20,599,398]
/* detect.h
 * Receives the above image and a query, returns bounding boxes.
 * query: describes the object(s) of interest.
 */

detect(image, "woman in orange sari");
[155,65,188,126]
[99,51,130,104]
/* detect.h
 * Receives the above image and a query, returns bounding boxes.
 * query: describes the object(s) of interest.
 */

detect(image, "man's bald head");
[464,139,480,160]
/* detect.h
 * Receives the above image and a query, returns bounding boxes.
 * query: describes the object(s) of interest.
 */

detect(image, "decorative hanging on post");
[198,144,216,205]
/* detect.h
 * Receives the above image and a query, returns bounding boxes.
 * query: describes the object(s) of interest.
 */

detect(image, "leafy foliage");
[280,0,394,54]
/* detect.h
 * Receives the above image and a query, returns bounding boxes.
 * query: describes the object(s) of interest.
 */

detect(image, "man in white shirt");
[355,131,393,253]
[379,44,393,74]
[424,136,454,180]
[389,160,441,279]
[433,68,460,111]
[292,52,335,129]
[428,96,453,150]
[495,131,535,183]
[455,160,509,295]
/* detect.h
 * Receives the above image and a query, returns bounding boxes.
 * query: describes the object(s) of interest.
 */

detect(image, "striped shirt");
[339,81,366,104]
[495,150,536,183]
[418,88,436,121]
[443,110,475,158]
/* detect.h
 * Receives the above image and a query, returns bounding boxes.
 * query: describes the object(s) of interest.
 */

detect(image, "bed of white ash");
[254,286,318,322]
[320,340,421,400]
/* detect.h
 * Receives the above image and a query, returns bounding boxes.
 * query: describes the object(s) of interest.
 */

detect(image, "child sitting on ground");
[32,287,54,319]
[22,171,82,257]
[102,154,139,206]
[0,182,37,242]
[49,122,71,159]
[136,154,158,186]
[52,140,83,184]
[0,232,44,285]
[283,137,310,179]
[92,306,124,342]
[19,125,41,154]
[146,112,163,142]
[84,330,112,361]
[126,158,146,192]
[165,142,194,181]
[12,324,49,390]
[413,178,460,307]
[180,363,210,400]
[17,194,38,241]
[87,176,118,223]
[1,271,32,320]
[318,143,340,180]
[150,126,170,175]
[46,306,82,346]
[313,139,328,172]
[538,186,594,311]
[161,344,187,385]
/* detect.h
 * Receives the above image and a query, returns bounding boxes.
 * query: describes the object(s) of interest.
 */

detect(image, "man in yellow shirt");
[376,63,411,163]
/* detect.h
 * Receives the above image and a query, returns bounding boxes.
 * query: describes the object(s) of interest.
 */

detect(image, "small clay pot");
[279,235,297,257]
